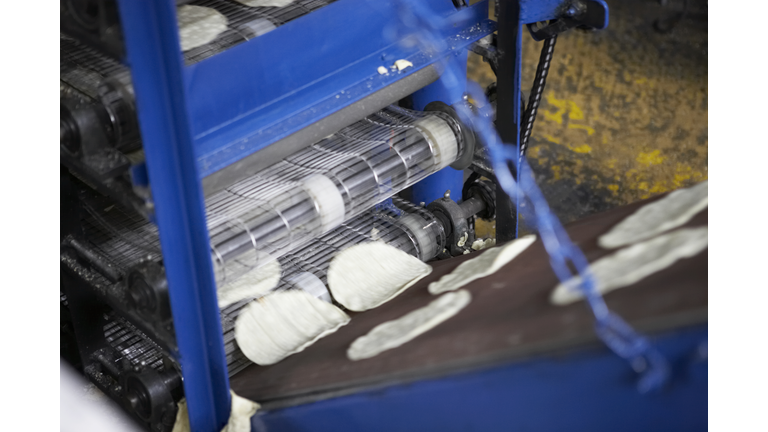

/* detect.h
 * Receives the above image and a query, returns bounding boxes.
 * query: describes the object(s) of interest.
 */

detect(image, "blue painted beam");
[520,0,569,23]
[254,325,707,432]
[186,0,495,178]
[116,1,231,431]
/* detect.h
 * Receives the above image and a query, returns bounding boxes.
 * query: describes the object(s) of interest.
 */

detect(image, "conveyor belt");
[80,190,444,375]
[104,313,166,372]
[228,195,708,408]
[206,106,459,283]
[183,0,337,65]
[61,34,126,100]
[60,0,337,73]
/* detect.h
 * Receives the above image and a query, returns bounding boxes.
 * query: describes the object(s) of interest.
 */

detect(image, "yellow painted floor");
[468,0,708,235]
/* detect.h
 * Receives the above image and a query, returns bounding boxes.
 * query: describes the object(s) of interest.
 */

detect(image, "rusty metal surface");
[229,195,707,407]
[470,0,708,237]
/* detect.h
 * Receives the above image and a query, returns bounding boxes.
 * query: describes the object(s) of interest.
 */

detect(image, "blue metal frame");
[116,1,494,430]
[186,0,495,178]
[116,1,231,430]
[254,325,708,432]
[114,0,619,430]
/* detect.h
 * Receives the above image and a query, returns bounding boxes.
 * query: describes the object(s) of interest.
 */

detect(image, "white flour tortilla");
[552,227,708,305]
[235,290,350,365]
[599,181,708,249]
[217,255,281,309]
[177,5,227,51]
[347,290,471,361]
[428,235,536,295]
[328,242,432,311]
[172,390,258,432]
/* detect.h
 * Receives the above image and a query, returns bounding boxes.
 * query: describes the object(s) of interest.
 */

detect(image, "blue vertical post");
[495,0,523,241]
[410,50,468,205]
[116,1,231,431]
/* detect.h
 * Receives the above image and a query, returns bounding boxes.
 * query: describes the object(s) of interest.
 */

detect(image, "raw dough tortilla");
[328,242,432,311]
[348,290,471,361]
[217,255,281,309]
[551,226,708,305]
[599,180,708,249]
[172,390,259,432]
[177,5,228,52]
[235,289,350,365]
[428,235,536,295]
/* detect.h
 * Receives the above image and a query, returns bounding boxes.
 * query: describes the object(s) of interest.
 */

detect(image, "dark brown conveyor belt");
[230,193,708,408]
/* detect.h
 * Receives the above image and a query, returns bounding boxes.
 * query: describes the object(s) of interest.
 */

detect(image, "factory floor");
[469,0,708,236]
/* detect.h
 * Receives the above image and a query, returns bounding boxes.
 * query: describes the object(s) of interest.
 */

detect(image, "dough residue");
[172,390,258,432]
[429,235,536,295]
[347,290,471,361]
[328,242,432,311]
[234,290,350,365]
[217,255,281,309]
[599,180,708,249]
[551,227,708,305]
[471,237,496,251]
[177,5,228,51]
[394,59,413,71]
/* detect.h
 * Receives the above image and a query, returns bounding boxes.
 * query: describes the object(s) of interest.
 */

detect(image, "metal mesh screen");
[182,0,337,64]
[60,34,126,99]
[104,313,167,372]
[81,188,437,376]
[207,106,457,284]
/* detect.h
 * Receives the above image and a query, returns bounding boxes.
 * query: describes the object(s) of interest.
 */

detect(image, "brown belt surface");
[230,194,708,407]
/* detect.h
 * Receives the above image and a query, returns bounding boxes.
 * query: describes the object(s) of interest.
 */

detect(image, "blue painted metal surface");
[109,0,625,430]
[186,0,495,178]
[526,0,609,41]
[590,0,610,29]
[116,1,231,431]
[254,325,708,432]
[410,50,468,205]
[520,0,571,23]
[412,168,465,205]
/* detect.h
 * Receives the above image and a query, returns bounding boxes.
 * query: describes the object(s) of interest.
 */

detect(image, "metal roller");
[207,106,464,284]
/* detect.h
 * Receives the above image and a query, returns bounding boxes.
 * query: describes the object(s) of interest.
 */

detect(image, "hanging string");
[388,0,669,392]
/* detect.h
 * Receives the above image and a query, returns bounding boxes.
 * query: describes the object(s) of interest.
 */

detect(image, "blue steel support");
[410,50,469,205]
[254,325,708,432]
[186,0,495,179]
[494,0,524,242]
[116,1,231,431]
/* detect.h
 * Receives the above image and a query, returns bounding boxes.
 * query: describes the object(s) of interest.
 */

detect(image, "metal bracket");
[527,0,609,41]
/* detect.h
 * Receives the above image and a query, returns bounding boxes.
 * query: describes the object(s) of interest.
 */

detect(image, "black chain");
[519,35,557,161]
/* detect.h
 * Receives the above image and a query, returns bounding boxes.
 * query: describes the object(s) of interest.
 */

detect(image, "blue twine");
[387,1,669,392]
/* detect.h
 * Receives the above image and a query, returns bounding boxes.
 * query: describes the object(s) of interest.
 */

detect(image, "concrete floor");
[468,0,708,235]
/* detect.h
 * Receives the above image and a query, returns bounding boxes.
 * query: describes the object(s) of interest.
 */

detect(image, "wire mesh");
[182,0,337,64]
[60,0,338,75]
[81,188,436,376]
[60,34,127,100]
[220,196,437,375]
[104,313,166,372]
[207,106,458,284]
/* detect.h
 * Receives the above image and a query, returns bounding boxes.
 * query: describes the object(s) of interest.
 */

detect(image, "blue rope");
[389,1,669,393]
